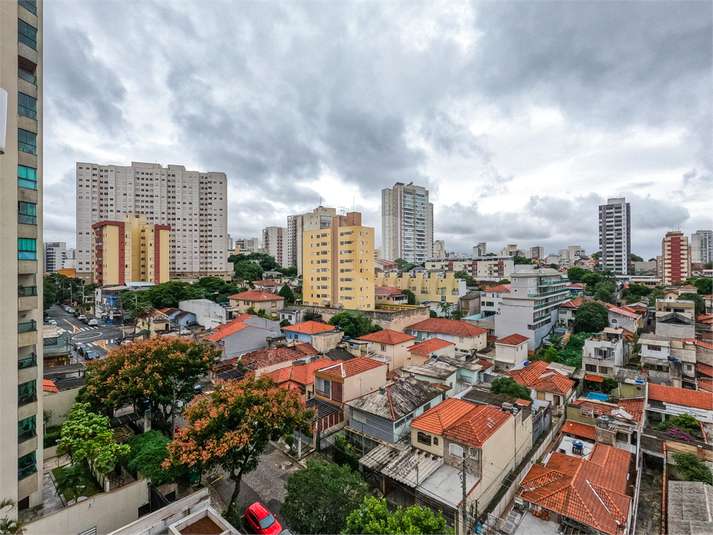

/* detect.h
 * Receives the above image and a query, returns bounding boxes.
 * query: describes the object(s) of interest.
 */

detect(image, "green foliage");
[454,270,477,287]
[280,319,291,328]
[490,377,531,401]
[228,252,279,272]
[246,307,270,319]
[43,273,92,310]
[557,332,590,368]
[277,266,298,278]
[0,498,22,534]
[333,435,361,471]
[678,292,705,313]
[193,277,241,303]
[304,311,321,321]
[593,280,617,304]
[591,251,601,260]
[705,261,713,269]
[329,311,382,339]
[567,267,586,283]
[540,346,559,363]
[401,289,416,305]
[44,425,62,449]
[630,254,644,262]
[344,496,453,535]
[601,377,619,394]
[232,260,264,282]
[657,414,701,435]
[53,463,97,503]
[496,279,510,285]
[278,284,296,304]
[573,301,610,334]
[452,309,467,321]
[121,431,182,486]
[437,301,455,319]
[281,460,367,535]
[57,403,129,474]
[581,271,602,293]
[429,309,438,318]
[622,283,652,304]
[395,258,418,273]
[671,452,712,485]
[685,277,713,296]
[548,334,563,351]
[648,287,665,302]
[514,255,534,265]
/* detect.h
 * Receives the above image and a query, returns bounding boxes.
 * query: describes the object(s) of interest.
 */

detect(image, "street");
[46,305,125,361]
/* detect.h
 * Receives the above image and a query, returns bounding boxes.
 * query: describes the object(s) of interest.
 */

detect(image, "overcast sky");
[42,0,712,260]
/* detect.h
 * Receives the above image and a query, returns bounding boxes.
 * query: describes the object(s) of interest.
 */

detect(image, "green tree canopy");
[557,332,590,368]
[593,280,617,304]
[453,270,477,287]
[671,452,712,485]
[490,377,531,401]
[276,266,298,278]
[278,284,296,305]
[401,289,416,305]
[344,496,453,535]
[573,301,610,334]
[514,255,534,265]
[581,271,602,292]
[57,403,129,474]
[621,283,651,304]
[120,431,182,486]
[567,267,585,283]
[591,251,601,260]
[281,461,368,534]
[395,258,418,273]
[329,311,383,338]
[228,252,279,272]
[678,292,705,313]
[630,254,644,262]
[684,277,712,296]
[233,260,264,282]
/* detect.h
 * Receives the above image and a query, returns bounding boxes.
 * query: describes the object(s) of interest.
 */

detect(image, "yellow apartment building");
[92,212,170,286]
[302,212,375,310]
[375,271,466,306]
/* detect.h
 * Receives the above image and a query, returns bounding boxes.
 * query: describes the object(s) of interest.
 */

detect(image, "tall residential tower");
[691,230,712,264]
[0,0,44,512]
[598,197,631,274]
[382,182,433,265]
[286,205,337,273]
[661,231,691,285]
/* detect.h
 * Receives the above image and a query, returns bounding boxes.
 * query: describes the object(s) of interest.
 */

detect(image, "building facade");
[382,182,433,264]
[424,255,514,281]
[661,231,691,285]
[691,230,712,264]
[76,161,228,282]
[375,271,466,307]
[0,0,44,512]
[598,197,631,274]
[234,237,259,255]
[302,212,375,310]
[261,226,286,267]
[92,213,170,286]
[43,241,66,273]
[473,242,487,256]
[286,205,336,273]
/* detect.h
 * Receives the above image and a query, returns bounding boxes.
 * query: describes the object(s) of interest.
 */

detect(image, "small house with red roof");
[374,285,408,305]
[406,337,456,366]
[509,360,576,415]
[313,356,388,407]
[227,290,285,318]
[204,314,281,361]
[493,333,529,371]
[404,318,488,354]
[262,357,334,402]
[582,328,628,378]
[559,297,593,327]
[566,282,586,297]
[646,382,713,423]
[282,320,343,353]
[608,305,644,334]
[357,329,416,371]
[251,279,283,293]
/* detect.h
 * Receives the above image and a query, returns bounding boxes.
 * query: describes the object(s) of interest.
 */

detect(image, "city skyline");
[40,1,712,259]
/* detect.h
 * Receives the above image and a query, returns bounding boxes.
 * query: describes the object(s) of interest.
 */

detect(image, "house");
[582,328,628,377]
[639,334,697,388]
[645,383,713,424]
[262,357,334,401]
[559,297,593,328]
[282,321,343,353]
[406,338,456,366]
[204,314,281,361]
[479,283,510,317]
[375,286,408,305]
[509,360,576,415]
[656,298,696,320]
[401,360,458,398]
[519,443,633,535]
[238,346,306,376]
[135,309,170,339]
[179,298,226,330]
[357,329,416,371]
[566,282,586,297]
[493,333,529,372]
[429,354,484,389]
[458,291,481,317]
[346,376,447,447]
[251,279,283,293]
[655,312,695,339]
[227,290,285,318]
[314,357,388,407]
[404,318,487,355]
[567,397,644,454]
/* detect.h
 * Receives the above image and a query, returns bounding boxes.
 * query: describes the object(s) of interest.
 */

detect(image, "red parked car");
[245,502,282,535]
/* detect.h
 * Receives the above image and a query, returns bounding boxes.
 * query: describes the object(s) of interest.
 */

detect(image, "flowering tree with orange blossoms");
[78,337,221,432]
[163,375,314,521]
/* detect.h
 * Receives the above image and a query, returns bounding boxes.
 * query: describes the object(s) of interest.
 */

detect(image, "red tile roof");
[43,379,59,393]
[509,361,574,395]
[444,405,512,448]
[406,318,487,337]
[293,342,319,355]
[566,283,586,289]
[563,421,596,441]
[680,285,698,291]
[317,356,386,378]
[698,363,713,377]
[561,297,592,308]
[608,306,642,320]
[252,279,282,287]
[486,283,511,293]
[699,379,713,392]
[496,333,529,346]
[407,338,455,354]
[283,321,336,334]
[238,347,303,369]
[228,290,284,302]
[411,398,478,435]
[358,329,416,345]
[205,315,254,342]
[571,398,645,423]
[697,340,713,350]
[263,357,334,387]
[375,285,403,295]
[475,359,494,371]
[647,383,713,410]
[520,444,632,535]
[584,374,604,383]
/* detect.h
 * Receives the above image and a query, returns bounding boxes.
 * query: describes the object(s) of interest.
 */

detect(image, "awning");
[584,374,604,383]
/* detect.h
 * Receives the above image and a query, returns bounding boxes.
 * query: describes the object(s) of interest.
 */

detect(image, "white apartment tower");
[598,197,631,274]
[1,0,44,513]
[76,162,228,282]
[43,241,66,272]
[382,182,433,264]
[286,205,337,273]
[691,230,712,264]
[262,226,286,267]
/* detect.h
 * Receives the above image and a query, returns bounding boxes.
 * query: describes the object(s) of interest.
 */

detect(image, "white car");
[87,318,98,326]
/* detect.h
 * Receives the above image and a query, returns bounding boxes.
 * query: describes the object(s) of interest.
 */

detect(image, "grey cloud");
[420,111,491,160]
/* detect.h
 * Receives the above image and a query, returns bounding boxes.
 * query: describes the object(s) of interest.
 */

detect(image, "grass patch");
[52,464,101,503]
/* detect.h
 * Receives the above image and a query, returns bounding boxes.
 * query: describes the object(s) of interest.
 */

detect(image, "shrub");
[672,452,713,484]
[657,414,701,435]
[665,429,694,442]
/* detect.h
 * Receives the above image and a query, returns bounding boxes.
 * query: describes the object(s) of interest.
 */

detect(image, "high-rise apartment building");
[473,242,487,256]
[76,161,228,282]
[691,230,712,264]
[234,237,259,255]
[568,245,585,260]
[303,212,375,310]
[286,205,336,273]
[92,213,170,286]
[530,246,545,260]
[1,0,44,512]
[382,182,433,264]
[262,226,286,267]
[661,231,691,285]
[598,198,631,274]
[433,240,445,258]
[43,241,66,273]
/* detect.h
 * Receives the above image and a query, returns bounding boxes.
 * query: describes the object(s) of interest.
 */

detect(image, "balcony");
[18,320,36,333]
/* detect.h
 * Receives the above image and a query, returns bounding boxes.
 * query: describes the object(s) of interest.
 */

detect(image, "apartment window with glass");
[18,19,37,49]
[18,415,37,443]
[18,128,37,154]
[18,380,37,405]
[18,68,37,85]
[18,238,37,260]
[18,202,37,225]
[18,92,37,119]
[19,0,38,15]
[18,451,37,480]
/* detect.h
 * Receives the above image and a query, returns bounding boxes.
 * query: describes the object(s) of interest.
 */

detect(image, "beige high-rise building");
[286,205,337,273]
[76,161,228,282]
[382,183,433,264]
[262,226,286,267]
[303,212,375,310]
[661,231,691,285]
[1,0,44,513]
[234,237,259,255]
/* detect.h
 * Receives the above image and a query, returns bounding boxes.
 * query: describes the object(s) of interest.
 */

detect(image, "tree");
[514,255,534,265]
[54,463,93,503]
[591,251,601,260]
[344,496,453,535]
[679,292,705,313]
[601,377,619,394]
[281,461,367,534]
[401,289,416,305]
[395,258,417,273]
[452,309,467,321]
[573,301,610,334]
[581,271,602,292]
[329,311,383,338]
[671,452,712,485]
[79,338,221,432]
[437,301,454,319]
[164,376,313,522]
[557,332,590,368]
[567,267,585,283]
[229,252,279,272]
[278,284,296,305]
[57,403,129,474]
[233,260,263,283]
[304,310,321,322]
[648,286,665,302]
[705,261,713,270]
[43,276,59,311]
[685,277,713,296]
[429,309,438,318]
[490,377,531,401]
[496,279,510,285]
[121,431,182,486]
[593,280,616,304]
[630,254,644,262]
[0,499,22,535]
[622,283,651,304]
[453,270,477,287]
[548,333,563,351]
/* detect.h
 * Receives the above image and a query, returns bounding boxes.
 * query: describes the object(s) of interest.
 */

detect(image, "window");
[18,380,36,405]
[417,432,432,446]
[18,451,36,480]
[18,92,37,119]
[17,165,37,190]
[18,128,37,154]
[449,443,464,458]
[381,344,386,351]
[616,432,628,443]
[18,202,37,225]
[433,437,439,446]
[585,364,597,372]
[18,238,37,260]
[18,19,37,49]
[18,415,36,443]
[19,1,37,15]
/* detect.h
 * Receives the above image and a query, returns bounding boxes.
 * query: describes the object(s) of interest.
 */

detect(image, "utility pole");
[459,454,473,535]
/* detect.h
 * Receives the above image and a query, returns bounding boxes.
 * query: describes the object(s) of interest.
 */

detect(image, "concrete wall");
[369,340,413,371]
[221,325,280,361]
[474,416,519,506]
[178,299,226,329]
[43,388,79,427]
[343,364,388,401]
[289,304,430,333]
[411,427,444,457]
[23,479,149,535]
[310,331,344,353]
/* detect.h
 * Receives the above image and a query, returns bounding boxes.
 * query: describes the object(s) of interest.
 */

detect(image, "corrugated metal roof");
[381,448,444,487]
[359,443,401,471]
